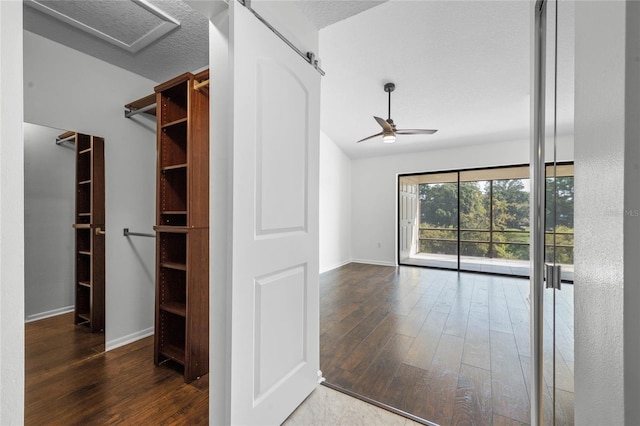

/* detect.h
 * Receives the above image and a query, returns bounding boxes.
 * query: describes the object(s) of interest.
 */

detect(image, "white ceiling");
[23,0,574,159]
[321,0,529,159]
[320,0,575,159]
[23,0,209,82]
[296,0,388,29]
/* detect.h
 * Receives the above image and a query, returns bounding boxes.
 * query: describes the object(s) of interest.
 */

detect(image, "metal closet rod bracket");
[125,103,157,119]
[56,134,76,145]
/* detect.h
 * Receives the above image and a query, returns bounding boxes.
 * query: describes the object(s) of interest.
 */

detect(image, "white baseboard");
[25,305,74,323]
[351,259,397,267]
[319,259,352,274]
[106,327,154,352]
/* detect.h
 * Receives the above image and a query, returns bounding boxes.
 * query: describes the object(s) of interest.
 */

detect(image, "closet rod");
[56,134,76,145]
[194,79,209,90]
[125,103,157,119]
[123,228,155,238]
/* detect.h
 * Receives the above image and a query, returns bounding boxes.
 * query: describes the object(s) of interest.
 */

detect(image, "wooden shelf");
[155,71,192,92]
[73,224,91,229]
[78,212,91,217]
[78,250,91,256]
[161,262,187,271]
[79,148,91,155]
[58,130,76,140]
[160,302,186,317]
[161,117,188,129]
[160,344,185,365]
[125,93,157,116]
[162,164,187,172]
[78,281,91,288]
[79,180,91,185]
[161,210,187,215]
[154,225,188,233]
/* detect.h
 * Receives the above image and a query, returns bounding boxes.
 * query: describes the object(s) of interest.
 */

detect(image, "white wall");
[319,131,351,272]
[24,123,75,320]
[209,10,232,426]
[23,31,157,349]
[574,2,633,424]
[0,1,24,423]
[351,138,574,266]
[624,3,640,423]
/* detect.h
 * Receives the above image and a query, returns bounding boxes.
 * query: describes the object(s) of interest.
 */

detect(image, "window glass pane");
[460,241,490,257]
[460,181,490,230]
[414,175,459,269]
[420,182,458,228]
[494,243,530,261]
[545,175,574,267]
[399,165,572,280]
[459,180,490,259]
[492,178,530,231]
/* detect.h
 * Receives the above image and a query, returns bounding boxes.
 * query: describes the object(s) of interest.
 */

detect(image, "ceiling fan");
[357,82,438,144]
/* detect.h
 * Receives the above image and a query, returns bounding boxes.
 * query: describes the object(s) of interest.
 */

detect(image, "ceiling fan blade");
[374,116,393,132]
[356,131,383,143]
[395,129,438,135]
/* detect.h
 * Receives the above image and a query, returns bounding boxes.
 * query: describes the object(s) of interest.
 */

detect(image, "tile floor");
[283,385,425,426]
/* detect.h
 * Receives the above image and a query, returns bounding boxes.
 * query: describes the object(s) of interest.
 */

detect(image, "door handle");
[545,263,562,290]
[95,227,106,236]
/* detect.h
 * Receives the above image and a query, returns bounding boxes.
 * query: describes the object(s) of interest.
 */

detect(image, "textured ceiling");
[320,0,575,159]
[23,0,208,82]
[295,0,387,29]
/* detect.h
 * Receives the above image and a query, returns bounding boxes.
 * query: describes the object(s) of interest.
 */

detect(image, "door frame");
[531,0,547,424]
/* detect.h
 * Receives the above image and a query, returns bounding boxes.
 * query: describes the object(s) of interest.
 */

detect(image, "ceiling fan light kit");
[357,82,438,144]
[382,133,396,144]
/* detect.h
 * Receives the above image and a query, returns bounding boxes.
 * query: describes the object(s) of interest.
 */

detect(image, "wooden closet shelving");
[154,70,209,383]
[68,131,105,333]
[124,93,157,116]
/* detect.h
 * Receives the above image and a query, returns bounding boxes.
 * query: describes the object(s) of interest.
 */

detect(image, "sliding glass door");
[459,167,530,275]
[398,165,573,281]
[534,0,574,424]
[399,172,458,269]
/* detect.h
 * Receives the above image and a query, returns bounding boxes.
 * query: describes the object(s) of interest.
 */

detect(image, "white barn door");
[229,2,320,425]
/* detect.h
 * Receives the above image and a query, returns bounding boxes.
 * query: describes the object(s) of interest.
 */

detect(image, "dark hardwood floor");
[320,263,574,426]
[25,313,208,425]
[26,264,573,425]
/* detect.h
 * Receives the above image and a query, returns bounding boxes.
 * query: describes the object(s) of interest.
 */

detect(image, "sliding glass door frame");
[532,0,548,424]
